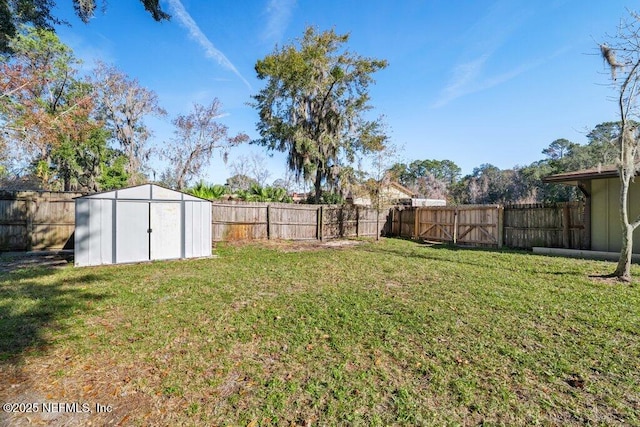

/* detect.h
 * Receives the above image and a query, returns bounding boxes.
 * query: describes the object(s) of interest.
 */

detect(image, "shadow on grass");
[0,269,109,364]
[0,251,74,274]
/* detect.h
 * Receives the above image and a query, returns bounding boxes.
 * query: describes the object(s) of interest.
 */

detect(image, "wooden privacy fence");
[0,189,586,251]
[503,202,585,249]
[211,201,389,241]
[0,192,389,251]
[391,205,503,248]
[0,191,83,251]
[390,202,586,250]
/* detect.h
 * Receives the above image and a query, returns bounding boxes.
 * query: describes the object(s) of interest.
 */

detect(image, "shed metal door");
[150,202,182,260]
[116,201,150,263]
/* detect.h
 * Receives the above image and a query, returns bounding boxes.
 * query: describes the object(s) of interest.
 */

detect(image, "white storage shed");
[74,184,212,267]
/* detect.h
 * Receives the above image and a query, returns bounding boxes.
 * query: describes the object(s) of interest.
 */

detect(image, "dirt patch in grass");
[589,274,638,286]
[219,238,367,252]
[0,251,73,273]
[0,240,366,272]
[0,352,156,426]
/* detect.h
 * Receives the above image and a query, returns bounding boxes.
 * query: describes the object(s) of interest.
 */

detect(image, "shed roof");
[76,183,209,202]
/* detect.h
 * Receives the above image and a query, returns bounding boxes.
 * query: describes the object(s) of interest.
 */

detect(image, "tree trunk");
[62,163,71,191]
[614,222,634,281]
[314,169,322,204]
[613,170,634,281]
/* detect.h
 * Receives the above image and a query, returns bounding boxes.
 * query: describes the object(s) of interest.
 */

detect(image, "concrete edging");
[532,247,640,263]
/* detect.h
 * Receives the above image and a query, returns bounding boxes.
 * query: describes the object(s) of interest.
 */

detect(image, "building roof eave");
[542,164,620,184]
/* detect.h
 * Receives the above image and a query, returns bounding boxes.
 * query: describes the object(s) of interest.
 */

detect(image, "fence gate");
[455,205,502,247]
[415,207,456,242]
[414,205,503,248]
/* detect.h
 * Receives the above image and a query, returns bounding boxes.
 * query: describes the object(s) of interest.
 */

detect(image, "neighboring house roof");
[386,181,417,198]
[543,164,620,184]
[291,192,309,202]
[349,181,418,206]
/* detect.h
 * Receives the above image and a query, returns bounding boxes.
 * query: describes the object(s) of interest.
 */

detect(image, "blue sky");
[53,0,631,186]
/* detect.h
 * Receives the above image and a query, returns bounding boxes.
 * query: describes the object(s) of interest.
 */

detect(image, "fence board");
[392,208,415,238]
[322,206,342,239]
[211,202,268,241]
[0,190,588,252]
[0,199,29,250]
[211,201,387,242]
[270,204,318,240]
[410,205,501,248]
[456,205,502,247]
[390,202,585,250]
[0,191,82,251]
[503,202,584,249]
[358,209,389,238]
[416,207,455,241]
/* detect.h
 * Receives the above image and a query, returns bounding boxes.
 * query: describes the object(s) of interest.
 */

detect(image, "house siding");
[591,178,640,253]
[352,183,414,207]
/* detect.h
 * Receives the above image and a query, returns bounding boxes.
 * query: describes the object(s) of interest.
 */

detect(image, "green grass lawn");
[0,238,639,426]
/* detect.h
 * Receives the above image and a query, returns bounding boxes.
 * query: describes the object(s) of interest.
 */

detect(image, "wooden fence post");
[453,207,458,245]
[390,207,395,236]
[355,206,359,237]
[413,207,419,240]
[562,204,570,249]
[497,205,504,249]
[582,198,591,250]
[318,206,324,241]
[26,197,35,251]
[266,205,271,240]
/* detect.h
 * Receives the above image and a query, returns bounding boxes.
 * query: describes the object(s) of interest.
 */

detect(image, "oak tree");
[93,61,166,185]
[0,26,99,189]
[251,26,388,203]
[228,153,271,188]
[0,0,169,53]
[161,99,248,190]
